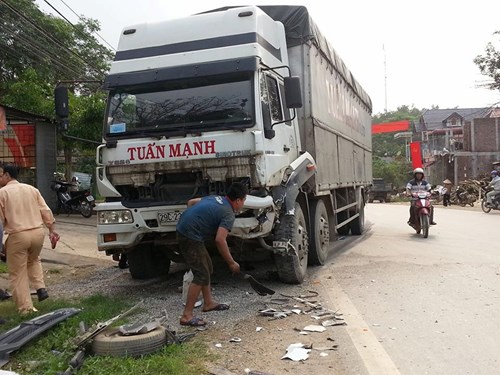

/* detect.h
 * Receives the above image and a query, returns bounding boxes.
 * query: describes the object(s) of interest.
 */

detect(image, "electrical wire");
[57,0,116,51]
[0,0,106,78]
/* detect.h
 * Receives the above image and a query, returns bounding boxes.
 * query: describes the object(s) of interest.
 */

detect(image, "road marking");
[321,276,401,375]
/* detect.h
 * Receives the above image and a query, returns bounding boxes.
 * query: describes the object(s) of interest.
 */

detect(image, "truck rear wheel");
[336,211,350,236]
[274,203,309,284]
[309,200,330,266]
[350,202,365,235]
[128,244,171,279]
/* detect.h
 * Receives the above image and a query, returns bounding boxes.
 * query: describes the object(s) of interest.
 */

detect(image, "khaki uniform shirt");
[0,180,55,234]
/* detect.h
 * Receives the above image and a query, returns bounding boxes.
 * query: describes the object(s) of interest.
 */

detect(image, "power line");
[0,16,89,78]
[0,0,105,78]
[57,0,116,51]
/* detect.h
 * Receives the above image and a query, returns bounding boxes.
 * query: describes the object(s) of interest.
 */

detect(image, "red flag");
[409,141,423,169]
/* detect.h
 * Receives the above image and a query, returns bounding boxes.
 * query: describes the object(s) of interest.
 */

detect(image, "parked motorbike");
[430,185,445,204]
[481,190,500,213]
[409,191,432,238]
[50,181,95,218]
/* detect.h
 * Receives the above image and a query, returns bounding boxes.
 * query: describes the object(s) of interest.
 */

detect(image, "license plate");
[86,195,95,202]
[158,211,182,225]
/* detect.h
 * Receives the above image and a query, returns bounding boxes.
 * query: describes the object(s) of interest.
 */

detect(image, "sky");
[35,0,500,115]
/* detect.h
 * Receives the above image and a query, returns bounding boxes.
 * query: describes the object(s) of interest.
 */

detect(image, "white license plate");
[86,195,95,202]
[158,211,182,225]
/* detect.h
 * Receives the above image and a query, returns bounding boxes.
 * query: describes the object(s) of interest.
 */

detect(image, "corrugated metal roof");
[420,108,491,131]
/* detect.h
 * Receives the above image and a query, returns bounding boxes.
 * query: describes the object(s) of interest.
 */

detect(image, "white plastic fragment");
[215,343,222,348]
[303,325,326,332]
[229,337,242,343]
[291,309,302,315]
[256,327,263,332]
[281,343,311,361]
[319,352,329,357]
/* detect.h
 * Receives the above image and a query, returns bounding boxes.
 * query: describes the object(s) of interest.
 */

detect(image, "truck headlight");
[98,210,134,224]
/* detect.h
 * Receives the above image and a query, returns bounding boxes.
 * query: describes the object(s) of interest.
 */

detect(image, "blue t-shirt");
[176,195,235,242]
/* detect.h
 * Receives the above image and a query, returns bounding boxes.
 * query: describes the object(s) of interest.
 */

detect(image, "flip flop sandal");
[180,317,206,327]
[202,303,230,312]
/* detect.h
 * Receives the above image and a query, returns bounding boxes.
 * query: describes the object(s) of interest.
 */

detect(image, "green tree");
[474,31,500,91]
[0,0,112,177]
[371,106,421,188]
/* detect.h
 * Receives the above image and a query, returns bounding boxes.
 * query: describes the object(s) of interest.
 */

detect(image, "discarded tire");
[92,326,167,357]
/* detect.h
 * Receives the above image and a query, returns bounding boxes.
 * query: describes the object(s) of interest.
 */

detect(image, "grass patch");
[0,295,211,375]
[0,262,8,274]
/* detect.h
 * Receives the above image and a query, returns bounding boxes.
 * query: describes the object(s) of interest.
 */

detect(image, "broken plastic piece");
[302,325,326,332]
[281,343,311,361]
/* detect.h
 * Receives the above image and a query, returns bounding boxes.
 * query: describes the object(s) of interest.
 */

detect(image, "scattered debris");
[256,327,263,332]
[215,343,223,348]
[119,321,160,336]
[244,369,274,375]
[319,352,329,357]
[322,319,346,327]
[281,343,311,361]
[229,337,241,343]
[302,325,326,333]
[208,367,239,375]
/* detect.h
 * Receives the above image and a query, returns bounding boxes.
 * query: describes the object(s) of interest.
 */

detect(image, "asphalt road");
[316,202,500,375]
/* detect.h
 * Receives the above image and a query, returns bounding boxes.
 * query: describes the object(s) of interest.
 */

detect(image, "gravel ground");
[47,256,317,329]
[44,256,355,374]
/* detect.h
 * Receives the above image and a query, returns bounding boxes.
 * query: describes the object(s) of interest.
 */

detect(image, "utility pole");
[383,44,388,113]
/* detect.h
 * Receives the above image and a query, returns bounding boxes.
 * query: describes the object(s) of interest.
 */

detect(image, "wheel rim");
[296,218,308,270]
[319,216,329,249]
[80,201,92,217]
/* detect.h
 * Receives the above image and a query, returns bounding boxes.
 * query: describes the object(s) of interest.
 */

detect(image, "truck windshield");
[105,73,254,137]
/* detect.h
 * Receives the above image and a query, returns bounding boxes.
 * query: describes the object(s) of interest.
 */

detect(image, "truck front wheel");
[128,244,171,279]
[309,200,330,266]
[274,203,309,284]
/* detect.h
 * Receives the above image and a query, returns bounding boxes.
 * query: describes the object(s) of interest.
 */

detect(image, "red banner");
[0,107,6,131]
[372,120,410,134]
[409,141,423,169]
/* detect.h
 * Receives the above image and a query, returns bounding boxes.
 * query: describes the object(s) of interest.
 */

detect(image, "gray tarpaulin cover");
[203,6,372,111]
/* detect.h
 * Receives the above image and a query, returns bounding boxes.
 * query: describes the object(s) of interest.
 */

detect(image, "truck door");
[259,72,299,175]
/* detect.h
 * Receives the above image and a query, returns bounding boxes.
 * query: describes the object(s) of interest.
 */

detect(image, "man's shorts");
[177,233,213,286]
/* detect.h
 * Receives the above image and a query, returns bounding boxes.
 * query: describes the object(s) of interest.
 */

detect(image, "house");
[0,104,57,210]
[416,107,500,185]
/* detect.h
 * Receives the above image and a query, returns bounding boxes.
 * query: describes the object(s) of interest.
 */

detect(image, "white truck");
[91,6,372,283]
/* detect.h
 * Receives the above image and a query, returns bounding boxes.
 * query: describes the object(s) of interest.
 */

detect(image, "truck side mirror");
[54,86,69,118]
[54,85,69,132]
[284,77,302,109]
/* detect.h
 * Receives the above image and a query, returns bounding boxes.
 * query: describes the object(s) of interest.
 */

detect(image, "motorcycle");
[481,190,500,213]
[50,180,95,218]
[409,191,432,238]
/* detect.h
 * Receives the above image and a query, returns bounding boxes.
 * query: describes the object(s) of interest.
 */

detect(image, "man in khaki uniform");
[0,163,59,314]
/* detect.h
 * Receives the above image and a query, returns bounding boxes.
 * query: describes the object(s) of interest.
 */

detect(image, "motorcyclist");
[405,167,436,226]
[486,170,500,207]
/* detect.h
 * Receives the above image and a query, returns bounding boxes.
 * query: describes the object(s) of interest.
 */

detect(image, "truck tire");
[128,244,171,280]
[92,326,167,357]
[274,203,308,284]
[309,200,330,266]
[336,211,350,236]
[350,202,365,235]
